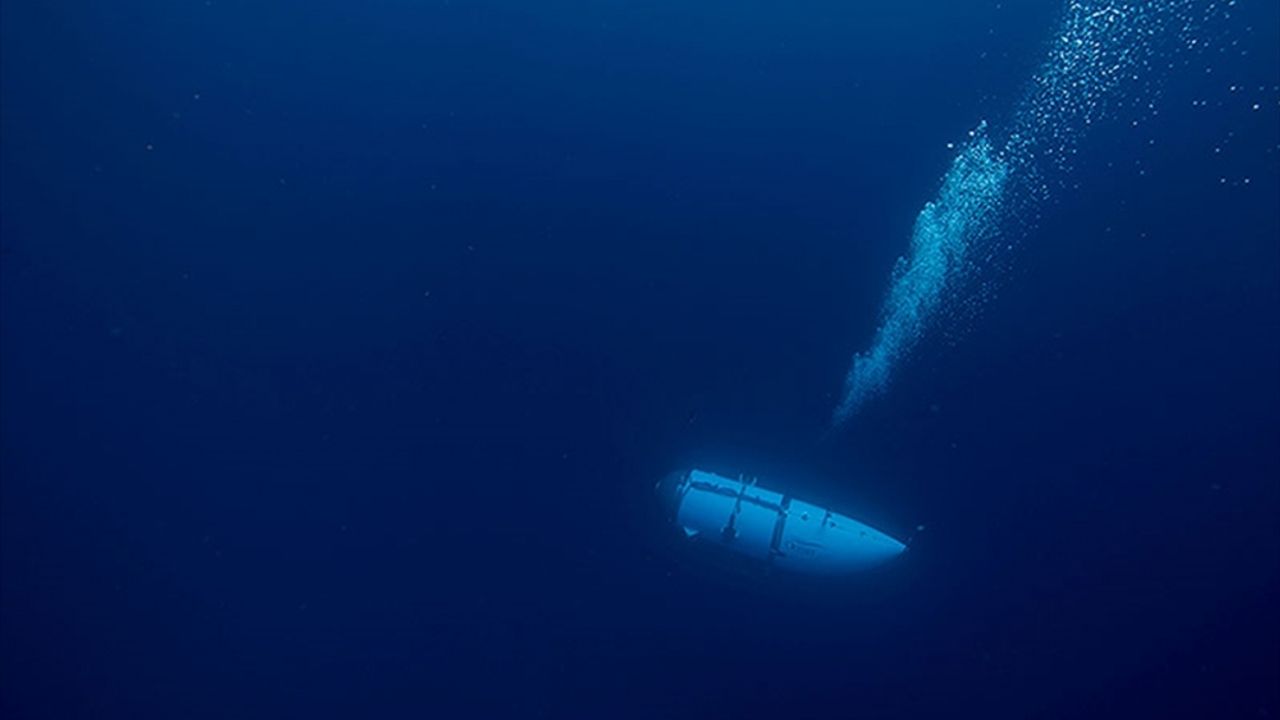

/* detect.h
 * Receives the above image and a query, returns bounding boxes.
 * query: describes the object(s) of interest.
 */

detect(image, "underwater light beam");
[831,0,1198,427]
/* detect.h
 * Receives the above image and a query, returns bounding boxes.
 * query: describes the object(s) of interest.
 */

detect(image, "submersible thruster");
[658,469,906,574]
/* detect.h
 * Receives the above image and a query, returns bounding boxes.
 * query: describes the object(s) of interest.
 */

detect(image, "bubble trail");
[832,130,1008,425]
[831,0,1201,427]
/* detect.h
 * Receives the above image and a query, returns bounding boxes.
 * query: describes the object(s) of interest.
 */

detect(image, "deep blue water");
[2,1,1277,718]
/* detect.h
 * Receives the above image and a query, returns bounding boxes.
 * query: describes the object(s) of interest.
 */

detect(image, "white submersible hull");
[659,469,906,574]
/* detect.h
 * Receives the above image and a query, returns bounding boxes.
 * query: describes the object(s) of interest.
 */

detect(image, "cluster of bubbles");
[831,0,1212,426]
[832,129,1008,426]
[1009,0,1215,183]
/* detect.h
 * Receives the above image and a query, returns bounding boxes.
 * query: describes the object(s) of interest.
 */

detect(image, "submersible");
[658,469,906,574]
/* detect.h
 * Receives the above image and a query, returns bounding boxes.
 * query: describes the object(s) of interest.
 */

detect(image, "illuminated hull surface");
[660,469,906,574]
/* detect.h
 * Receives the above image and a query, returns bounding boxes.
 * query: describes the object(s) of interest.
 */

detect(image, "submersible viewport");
[658,469,906,574]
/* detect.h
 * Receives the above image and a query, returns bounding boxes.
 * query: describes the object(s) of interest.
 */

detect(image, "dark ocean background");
[2,1,1277,718]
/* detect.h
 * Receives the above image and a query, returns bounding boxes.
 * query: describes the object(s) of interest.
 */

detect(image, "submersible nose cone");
[663,469,907,574]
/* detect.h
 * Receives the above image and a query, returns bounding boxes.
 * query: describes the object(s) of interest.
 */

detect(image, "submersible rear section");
[659,469,905,574]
